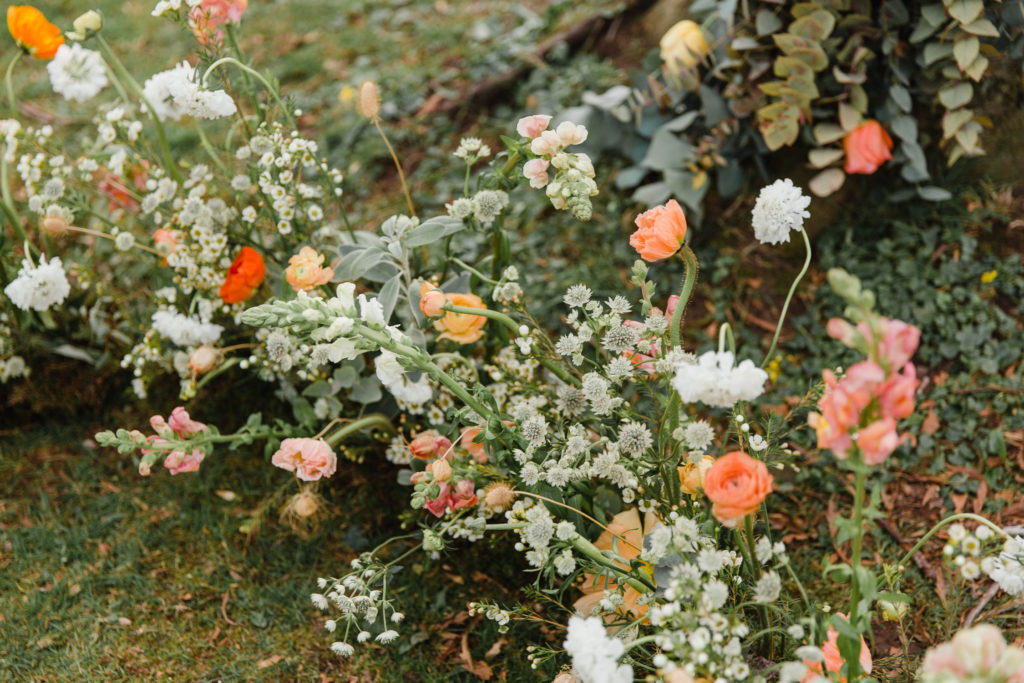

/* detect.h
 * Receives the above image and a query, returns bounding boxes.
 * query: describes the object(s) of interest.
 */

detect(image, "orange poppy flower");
[7,6,64,60]
[219,246,266,304]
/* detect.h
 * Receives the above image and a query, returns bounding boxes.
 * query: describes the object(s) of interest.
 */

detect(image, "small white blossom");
[752,178,811,245]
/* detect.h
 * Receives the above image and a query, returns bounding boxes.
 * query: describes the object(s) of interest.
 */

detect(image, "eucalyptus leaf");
[918,186,954,201]
[756,8,783,35]
[889,84,912,112]
[808,168,846,197]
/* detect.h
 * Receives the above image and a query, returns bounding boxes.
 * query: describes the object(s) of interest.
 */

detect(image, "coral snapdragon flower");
[219,246,265,303]
[7,6,63,60]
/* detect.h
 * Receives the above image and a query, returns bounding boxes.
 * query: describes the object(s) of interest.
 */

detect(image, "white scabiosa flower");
[47,44,108,103]
[142,61,237,121]
[4,253,71,311]
[563,616,633,683]
[752,178,811,245]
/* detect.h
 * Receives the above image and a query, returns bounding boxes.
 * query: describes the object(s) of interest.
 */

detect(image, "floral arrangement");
[556,0,1024,224]
[4,4,1023,682]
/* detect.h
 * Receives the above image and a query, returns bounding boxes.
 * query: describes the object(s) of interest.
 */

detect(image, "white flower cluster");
[563,616,633,683]
[751,178,811,246]
[446,189,509,226]
[47,44,108,103]
[4,253,71,312]
[988,535,1024,596]
[454,137,490,162]
[151,310,224,347]
[522,121,598,221]
[152,0,201,16]
[673,351,768,408]
[142,61,237,121]
[314,555,406,657]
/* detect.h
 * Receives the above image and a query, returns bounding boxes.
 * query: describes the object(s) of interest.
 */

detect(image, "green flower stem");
[846,464,868,680]
[95,35,183,184]
[539,357,581,388]
[442,302,519,334]
[224,23,265,121]
[195,123,229,173]
[5,51,22,118]
[324,413,396,447]
[623,635,659,652]
[499,150,520,179]
[896,513,1007,571]
[762,228,811,367]
[0,147,26,244]
[194,356,240,392]
[669,245,699,349]
[202,57,296,129]
[718,322,736,355]
[450,257,498,285]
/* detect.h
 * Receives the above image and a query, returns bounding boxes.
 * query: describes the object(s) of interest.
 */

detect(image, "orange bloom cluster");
[7,6,62,59]
[219,246,265,303]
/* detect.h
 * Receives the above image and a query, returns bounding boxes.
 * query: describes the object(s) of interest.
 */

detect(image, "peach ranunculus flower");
[629,199,688,261]
[219,246,266,304]
[802,620,872,683]
[7,6,63,60]
[703,451,773,527]
[434,292,487,344]
[516,114,552,139]
[573,508,655,624]
[843,120,893,175]
[678,454,715,495]
[418,281,447,318]
[660,20,710,70]
[285,246,334,293]
[271,438,337,481]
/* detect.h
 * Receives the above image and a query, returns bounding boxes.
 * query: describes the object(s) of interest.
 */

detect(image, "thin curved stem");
[64,225,164,256]
[513,490,642,555]
[324,413,395,446]
[203,57,295,128]
[669,246,699,349]
[0,143,25,244]
[225,23,266,120]
[195,123,228,173]
[896,513,1007,571]
[442,302,518,334]
[5,51,22,118]
[718,322,736,355]
[763,228,811,366]
[372,119,415,217]
[846,465,868,680]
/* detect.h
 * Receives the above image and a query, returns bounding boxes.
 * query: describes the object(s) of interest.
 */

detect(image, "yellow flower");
[338,85,355,104]
[981,269,997,284]
[660,20,709,71]
[766,355,783,383]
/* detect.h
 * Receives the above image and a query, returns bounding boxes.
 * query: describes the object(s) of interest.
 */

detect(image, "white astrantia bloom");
[151,310,223,347]
[142,61,237,121]
[564,616,633,683]
[753,570,781,603]
[752,178,811,245]
[4,253,71,311]
[683,420,715,450]
[47,44,108,103]
[673,351,769,408]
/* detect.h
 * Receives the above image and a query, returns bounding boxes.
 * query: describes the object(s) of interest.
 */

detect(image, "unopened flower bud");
[41,215,69,236]
[188,344,221,375]
[358,81,381,121]
[430,458,452,483]
[422,529,444,552]
[418,281,447,318]
[72,10,103,36]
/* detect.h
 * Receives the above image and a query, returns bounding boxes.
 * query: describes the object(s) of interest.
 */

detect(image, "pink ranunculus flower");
[409,430,452,460]
[271,438,338,481]
[523,158,550,188]
[856,417,903,465]
[168,406,207,437]
[879,363,918,420]
[163,448,206,475]
[516,114,552,139]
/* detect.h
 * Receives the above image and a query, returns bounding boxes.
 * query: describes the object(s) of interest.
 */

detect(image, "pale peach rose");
[418,281,447,318]
[629,199,688,261]
[855,417,903,465]
[188,344,221,375]
[164,448,206,475]
[168,406,207,437]
[434,292,487,344]
[285,246,334,293]
[703,451,773,527]
[843,120,893,175]
[516,114,552,139]
[523,158,550,188]
[660,20,710,70]
[803,621,872,682]
[409,430,452,460]
[678,455,715,495]
[271,438,337,481]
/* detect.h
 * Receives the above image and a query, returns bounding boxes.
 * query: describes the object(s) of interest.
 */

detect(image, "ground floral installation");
[3,4,1024,683]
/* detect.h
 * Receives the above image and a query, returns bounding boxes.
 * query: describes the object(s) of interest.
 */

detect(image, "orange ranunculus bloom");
[219,246,266,304]
[629,199,687,262]
[433,292,487,344]
[7,6,63,60]
[285,246,333,292]
[843,120,893,175]
[573,508,656,626]
[703,451,773,527]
